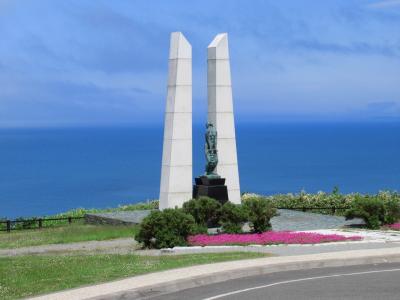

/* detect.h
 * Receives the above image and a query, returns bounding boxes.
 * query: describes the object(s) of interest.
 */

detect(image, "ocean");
[1,122,399,218]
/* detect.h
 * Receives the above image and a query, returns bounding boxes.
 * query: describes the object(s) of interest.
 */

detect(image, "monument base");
[193,176,229,205]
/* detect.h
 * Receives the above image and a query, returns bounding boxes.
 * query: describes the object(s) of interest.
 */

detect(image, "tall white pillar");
[207,33,241,204]
[159,32,192,209]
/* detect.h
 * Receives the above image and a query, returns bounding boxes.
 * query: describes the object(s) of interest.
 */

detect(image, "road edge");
[28,247,400,300]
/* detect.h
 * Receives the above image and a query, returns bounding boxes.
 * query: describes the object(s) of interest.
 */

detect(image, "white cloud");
[368,0,400,8]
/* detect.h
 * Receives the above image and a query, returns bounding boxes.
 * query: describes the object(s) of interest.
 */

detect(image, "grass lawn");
[0,252,268,299]
[0,224,139,249]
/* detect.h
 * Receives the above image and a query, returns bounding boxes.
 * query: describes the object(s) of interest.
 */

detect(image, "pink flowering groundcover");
[188,231,362,246]
[388,223,400,230]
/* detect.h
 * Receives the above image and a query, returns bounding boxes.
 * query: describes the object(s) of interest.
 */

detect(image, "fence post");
[38,218,43,229]
[68,217,72,224]
[6,220,11,233]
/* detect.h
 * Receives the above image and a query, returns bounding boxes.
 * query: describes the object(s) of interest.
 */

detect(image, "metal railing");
[276,206,350,215]
[0,216,84,232]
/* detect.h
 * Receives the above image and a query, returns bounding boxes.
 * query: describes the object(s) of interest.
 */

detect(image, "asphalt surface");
[144,263,400,300]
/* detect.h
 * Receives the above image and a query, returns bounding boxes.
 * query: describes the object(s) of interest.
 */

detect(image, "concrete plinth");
[207,33,241,204]
[159,32,192,209]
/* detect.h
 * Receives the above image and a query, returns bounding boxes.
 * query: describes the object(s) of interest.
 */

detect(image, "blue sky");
[0,0,399,127]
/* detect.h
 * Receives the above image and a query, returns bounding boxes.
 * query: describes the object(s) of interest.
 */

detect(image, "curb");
[28,247,400,300]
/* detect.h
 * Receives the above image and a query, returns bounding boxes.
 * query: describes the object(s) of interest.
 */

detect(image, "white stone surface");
[216,139,238,165]
[163,113,192,140]
[208,113,236,139]
[168,59,192,86]
[159,191,193,209]
[166,86,192,112]
[208,33,241,204]
[162,139,192,167]
[208,87,233,113]
[159,32,192,210]
[160,165,192,193]
[208,34,230,59]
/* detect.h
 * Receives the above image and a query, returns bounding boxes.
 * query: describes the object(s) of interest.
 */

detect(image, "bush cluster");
[218,202,248,233]
[136,208,198,249]
[182,196,220,228]
[247,189,400,219]
[137,190,400,248]
[345,193,400,229]
[244,189,400,230]
[254,187,352,216]
[137,196,278,248]
[242,196,277,233]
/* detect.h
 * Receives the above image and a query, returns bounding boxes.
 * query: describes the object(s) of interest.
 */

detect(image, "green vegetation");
[245,189,400,217]
[136,208,199,249]
[138,197,279,248]
[345,196,384,229]
[180,196,278,234]
[0,252,268,300]
[244,189,400,229]
[242,196,278,233]
[383,197,400,225]
[252,187,353,216]
[2,189,399,249]
[345,193,400,229]
[0,200,157,231]
[0,224,139,249]
[183,197,221,227]
[52,200,158,219]
[218,201,248,233]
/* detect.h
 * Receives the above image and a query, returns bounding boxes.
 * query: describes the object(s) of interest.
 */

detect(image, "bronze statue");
[193,122,228,204]
[205,122,220,178]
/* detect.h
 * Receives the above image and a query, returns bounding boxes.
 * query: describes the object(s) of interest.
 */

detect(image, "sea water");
[0,122,399,218]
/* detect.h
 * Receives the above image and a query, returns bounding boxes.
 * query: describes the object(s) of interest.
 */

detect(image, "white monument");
[207,33,241,204]
[159,32,241,208]
[159,32,192,210]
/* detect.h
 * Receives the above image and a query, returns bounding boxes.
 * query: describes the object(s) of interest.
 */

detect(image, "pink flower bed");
[188,231,362,246]
[389,223,400,230]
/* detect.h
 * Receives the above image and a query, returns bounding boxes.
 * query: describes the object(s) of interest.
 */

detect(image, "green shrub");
[384,199,400,224]
[191,224,209,235]
[52,200,159,219]
[0,218,6,231]
[253,188,350,216]
[183,197,221,227]
[15,217,39,229]
[218,202,248,233]
[381,192,400,224]
[345,195,385,229]
[136,209,196,249]
[242,196,277,233]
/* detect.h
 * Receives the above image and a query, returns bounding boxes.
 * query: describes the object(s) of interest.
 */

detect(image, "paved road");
[145,263,400,300]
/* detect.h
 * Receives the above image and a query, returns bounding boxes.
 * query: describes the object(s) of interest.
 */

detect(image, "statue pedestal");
[193,176,229,205]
